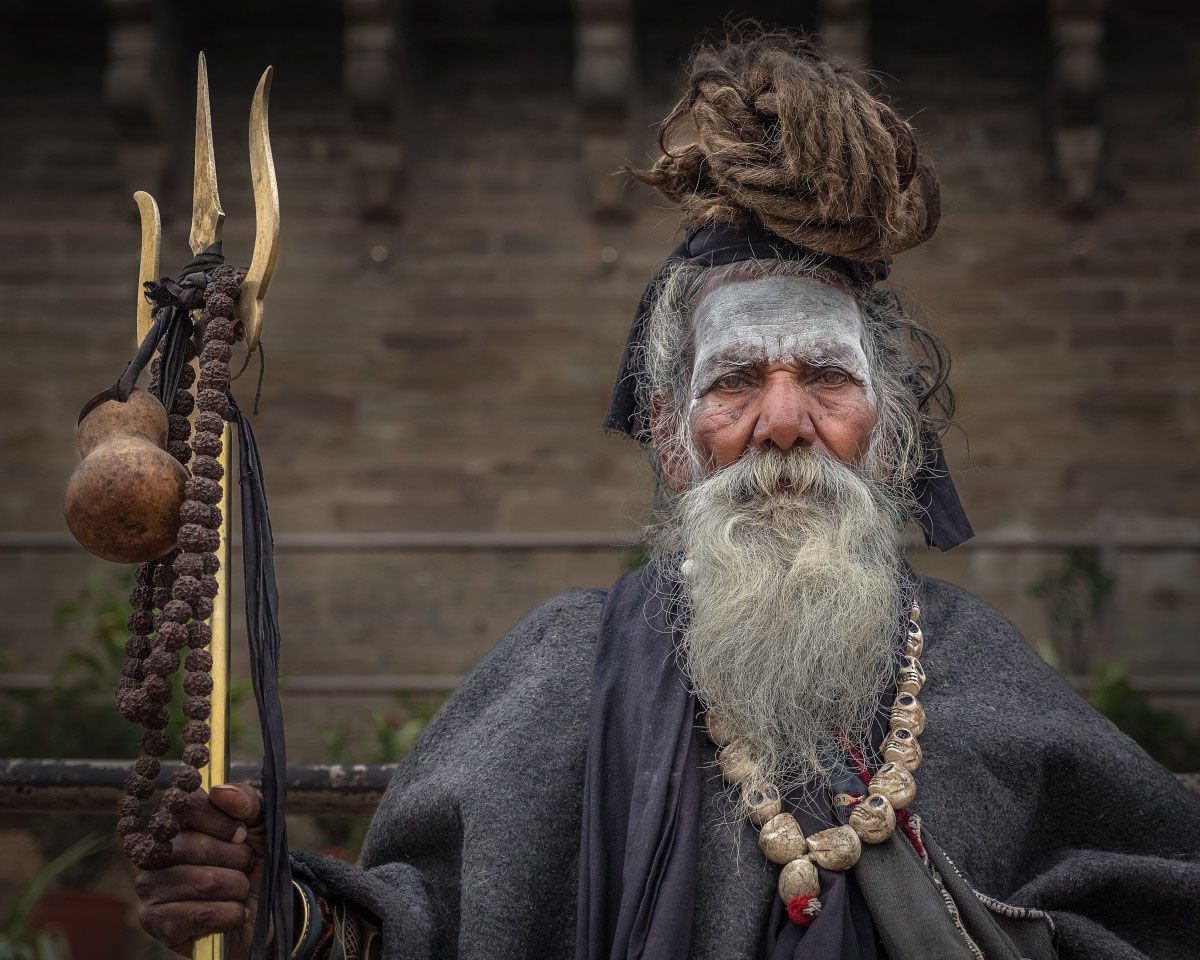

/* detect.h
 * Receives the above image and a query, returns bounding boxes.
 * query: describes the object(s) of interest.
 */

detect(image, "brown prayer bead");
[141,731,170,757]
[183,720,210,744]
[125,774,154,800]
[174,765,202,793]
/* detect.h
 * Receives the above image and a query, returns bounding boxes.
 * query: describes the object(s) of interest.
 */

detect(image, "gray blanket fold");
[292,579,1200,960]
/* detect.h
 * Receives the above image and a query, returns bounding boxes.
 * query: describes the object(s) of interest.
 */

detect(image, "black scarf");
[575,561,891,960]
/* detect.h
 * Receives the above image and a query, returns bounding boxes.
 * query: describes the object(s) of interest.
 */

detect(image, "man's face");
[683,276,877,481]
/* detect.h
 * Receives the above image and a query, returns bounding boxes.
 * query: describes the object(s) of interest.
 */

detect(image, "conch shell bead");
[905,622,924,659]
[758,813,808,864]
[805,825,861,871]
[717,740,757,785]
[881,727,923,772]
[848,794,896,844]
[897,656,926,697]
[742,780,782,826]
[868,762,917,809]
[778,857,820,903]
[890,693,926,737]
[704,711,735,747]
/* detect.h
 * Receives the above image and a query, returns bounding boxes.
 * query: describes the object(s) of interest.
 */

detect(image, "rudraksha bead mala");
[114,265,247,870]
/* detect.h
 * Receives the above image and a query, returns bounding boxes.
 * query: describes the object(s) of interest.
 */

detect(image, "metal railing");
[1,759,1197,815]
[0,759,398,816]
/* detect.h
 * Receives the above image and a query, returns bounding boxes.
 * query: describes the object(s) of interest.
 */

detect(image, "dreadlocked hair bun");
[630,28,940,261]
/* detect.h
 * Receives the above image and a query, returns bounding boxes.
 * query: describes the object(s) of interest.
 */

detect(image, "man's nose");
[750,378,817,452]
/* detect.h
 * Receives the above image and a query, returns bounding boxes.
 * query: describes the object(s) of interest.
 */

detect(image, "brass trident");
[133,52,280,960]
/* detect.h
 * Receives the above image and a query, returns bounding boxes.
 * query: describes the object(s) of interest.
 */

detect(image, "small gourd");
[64,389,188,563]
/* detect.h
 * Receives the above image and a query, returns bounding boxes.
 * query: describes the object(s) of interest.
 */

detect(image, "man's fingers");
[162,830,256,871]
[138,898,246,952]
[179,786,252,841]
[136,864,251,904]
[209,782,264,828]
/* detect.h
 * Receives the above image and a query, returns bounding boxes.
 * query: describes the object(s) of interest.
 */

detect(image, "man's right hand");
[135,782,266,960]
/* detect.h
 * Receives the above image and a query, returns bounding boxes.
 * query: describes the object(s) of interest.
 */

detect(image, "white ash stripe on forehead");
[689,276,875,403]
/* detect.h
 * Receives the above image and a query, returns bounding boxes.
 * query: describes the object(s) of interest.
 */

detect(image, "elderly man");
[135,29,1200,960]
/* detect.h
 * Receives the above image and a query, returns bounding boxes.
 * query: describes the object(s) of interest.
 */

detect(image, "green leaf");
[7,835,106,940]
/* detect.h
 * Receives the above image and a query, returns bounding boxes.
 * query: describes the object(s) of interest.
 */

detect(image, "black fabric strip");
[136,242,230,412]
[112,312,165,402]
[153,305,193,412]
[575,560,701,960]
[230,394,293,960]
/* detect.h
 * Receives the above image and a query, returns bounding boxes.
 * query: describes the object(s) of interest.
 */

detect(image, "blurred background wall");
[0,0,1197,955]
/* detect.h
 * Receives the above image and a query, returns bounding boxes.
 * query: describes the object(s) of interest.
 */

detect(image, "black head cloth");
[602,221,973,551]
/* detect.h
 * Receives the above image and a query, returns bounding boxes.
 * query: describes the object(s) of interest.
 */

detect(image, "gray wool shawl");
[291,577,1200,960]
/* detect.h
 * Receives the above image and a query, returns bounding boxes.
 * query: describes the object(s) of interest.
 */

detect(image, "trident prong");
[190,52,224,256]
[237,66,280,353]
[133,191,161,345]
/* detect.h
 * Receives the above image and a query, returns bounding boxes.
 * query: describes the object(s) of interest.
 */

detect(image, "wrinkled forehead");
[691,275,869,379]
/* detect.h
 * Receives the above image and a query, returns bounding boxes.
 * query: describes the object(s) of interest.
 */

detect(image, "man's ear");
[649,392,689,492]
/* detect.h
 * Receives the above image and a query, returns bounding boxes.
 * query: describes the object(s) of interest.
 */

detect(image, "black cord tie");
[107,243,229,407]
[229,392,293,960]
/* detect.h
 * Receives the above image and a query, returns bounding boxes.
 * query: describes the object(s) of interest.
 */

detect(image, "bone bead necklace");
[704,601,926,928]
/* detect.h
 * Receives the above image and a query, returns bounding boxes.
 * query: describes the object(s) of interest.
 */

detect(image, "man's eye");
[714,373,749,390]
[815,368,850,385]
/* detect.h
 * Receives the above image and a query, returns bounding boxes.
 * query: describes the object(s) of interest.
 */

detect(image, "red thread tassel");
[895,808,925,858]
[787,894,822,927]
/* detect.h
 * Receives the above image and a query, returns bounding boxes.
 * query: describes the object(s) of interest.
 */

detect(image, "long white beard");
[652,448,907,799]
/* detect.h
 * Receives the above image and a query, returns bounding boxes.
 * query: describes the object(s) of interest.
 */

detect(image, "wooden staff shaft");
[195,423,232,960]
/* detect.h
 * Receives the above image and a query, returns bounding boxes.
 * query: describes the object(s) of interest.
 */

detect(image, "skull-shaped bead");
[805,825,862,871]
[778,857,820,902]
[833,793,861,812]
[868,762,917,809]
[905,623,924,659]
[758,812,808,864]
[897,656,926,696]
[848,794,896,844]
[889,693,926,736]
[704,710,735,747]
[717,740,757,785]
[742,780,782,826]
[881,727,923,772]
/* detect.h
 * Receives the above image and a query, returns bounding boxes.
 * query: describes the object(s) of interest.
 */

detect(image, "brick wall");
[0,0,1197,770]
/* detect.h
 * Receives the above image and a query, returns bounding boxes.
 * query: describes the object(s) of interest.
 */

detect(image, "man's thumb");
[209,782,264,825]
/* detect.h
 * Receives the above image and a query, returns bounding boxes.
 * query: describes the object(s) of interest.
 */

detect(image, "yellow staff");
[129,53,280,960]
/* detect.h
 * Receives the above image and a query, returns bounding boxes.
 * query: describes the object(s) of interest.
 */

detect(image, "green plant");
[1088,664,1200,773]
[1027,547,1116,676]
[622,544,651,573]
[312,700,439,861]
[0,834,105,960]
